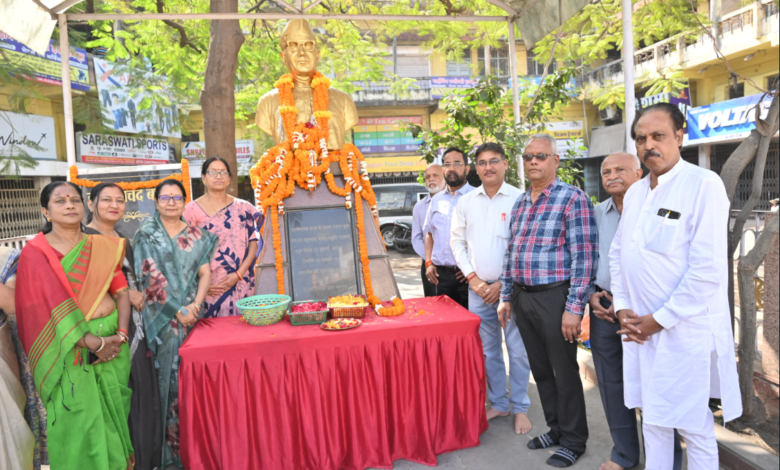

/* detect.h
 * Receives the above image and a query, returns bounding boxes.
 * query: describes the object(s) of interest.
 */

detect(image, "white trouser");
[643,409,718,470]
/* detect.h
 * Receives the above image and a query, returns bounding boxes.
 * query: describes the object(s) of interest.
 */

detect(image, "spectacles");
[442,161,465,169]
[159,195,184,204]
[476,158,503,168]
[206,170,230,178]
[521,153,557,162]
[287,41,316,53]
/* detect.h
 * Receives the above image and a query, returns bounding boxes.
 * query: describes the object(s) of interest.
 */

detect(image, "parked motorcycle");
[391,222,414,254]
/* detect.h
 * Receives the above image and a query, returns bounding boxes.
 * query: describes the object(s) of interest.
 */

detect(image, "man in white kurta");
[609,103,741,470]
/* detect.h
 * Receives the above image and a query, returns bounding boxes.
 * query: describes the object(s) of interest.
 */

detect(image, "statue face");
[281,33,320,76]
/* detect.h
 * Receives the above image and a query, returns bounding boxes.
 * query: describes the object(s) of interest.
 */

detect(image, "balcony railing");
[585,0,779,87]
[350,77,434,103]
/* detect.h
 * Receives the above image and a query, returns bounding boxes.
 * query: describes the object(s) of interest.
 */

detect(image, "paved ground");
[385,250,646,470]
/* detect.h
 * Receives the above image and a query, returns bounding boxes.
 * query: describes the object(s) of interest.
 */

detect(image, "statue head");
[280,19,320,77]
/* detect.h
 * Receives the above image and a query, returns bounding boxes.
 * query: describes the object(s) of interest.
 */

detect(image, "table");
[178,296,488,470]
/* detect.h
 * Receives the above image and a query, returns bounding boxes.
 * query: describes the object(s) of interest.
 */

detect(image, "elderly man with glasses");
[497,134,597,468]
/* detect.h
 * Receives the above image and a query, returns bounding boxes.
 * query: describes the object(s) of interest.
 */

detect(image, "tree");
[720,93,779,422]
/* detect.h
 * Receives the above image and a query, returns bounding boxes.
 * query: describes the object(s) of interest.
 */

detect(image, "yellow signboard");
[546,121,584,140]
[365,156,427,173]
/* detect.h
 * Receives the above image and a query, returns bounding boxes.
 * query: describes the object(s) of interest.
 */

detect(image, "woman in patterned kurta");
[183,157,263,317]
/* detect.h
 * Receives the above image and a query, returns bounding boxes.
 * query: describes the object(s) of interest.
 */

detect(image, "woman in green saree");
[133,179,216,469]
[15,181,134,470]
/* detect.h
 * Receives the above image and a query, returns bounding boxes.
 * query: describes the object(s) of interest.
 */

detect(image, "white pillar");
[59,15,77,175]
[485,39,491,76]
[507,20,524,191]
[698,144,711,169]
[622,0,636,155]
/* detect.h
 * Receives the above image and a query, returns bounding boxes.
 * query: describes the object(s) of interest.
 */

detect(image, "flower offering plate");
[320,318,361,331]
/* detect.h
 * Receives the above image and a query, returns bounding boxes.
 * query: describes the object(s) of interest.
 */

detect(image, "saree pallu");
[134,213,218,469]
[15,233,134,470]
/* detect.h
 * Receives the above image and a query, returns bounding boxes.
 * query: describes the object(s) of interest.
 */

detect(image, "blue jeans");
[469,289,531,414]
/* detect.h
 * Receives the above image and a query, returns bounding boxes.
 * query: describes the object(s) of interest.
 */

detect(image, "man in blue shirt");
[423,148,473,308]
[412,164,444,297]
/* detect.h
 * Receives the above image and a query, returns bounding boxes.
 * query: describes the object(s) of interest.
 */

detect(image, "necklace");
[203,193,228,216]
[88,222,118,238]
[51,230,84,252]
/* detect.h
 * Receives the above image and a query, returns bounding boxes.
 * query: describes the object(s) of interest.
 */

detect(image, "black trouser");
[420,259,436,297]
[512,282,588,454]
[435,265,469,309]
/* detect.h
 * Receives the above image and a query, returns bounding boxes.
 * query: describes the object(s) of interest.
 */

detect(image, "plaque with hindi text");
[286,208,358,301]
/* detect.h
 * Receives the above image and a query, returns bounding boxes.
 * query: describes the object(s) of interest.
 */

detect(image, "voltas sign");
[686,94,774,146]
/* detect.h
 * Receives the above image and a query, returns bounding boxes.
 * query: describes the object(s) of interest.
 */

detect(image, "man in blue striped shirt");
[497,134,597,468]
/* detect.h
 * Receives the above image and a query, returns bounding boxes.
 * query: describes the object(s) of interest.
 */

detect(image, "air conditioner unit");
[599,105,618,121]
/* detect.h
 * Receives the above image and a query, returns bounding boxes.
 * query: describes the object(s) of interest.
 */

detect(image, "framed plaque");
[285,207,359,301]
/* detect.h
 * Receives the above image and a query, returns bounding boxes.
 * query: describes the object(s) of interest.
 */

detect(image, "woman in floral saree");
[15,181,134,470]
[133,179,216,469]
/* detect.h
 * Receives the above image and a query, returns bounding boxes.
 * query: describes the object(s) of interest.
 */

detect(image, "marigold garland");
[69,159,192,203]
[251,71,387,306]
[377,297,405,317]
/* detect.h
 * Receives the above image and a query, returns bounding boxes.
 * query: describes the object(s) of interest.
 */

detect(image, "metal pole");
[485,38,491,76]
[59,14,77,174]
[507,19,524,192]
[622,0,636,155]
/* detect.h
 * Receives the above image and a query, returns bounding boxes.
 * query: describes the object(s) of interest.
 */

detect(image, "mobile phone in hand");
[599,295,612,310]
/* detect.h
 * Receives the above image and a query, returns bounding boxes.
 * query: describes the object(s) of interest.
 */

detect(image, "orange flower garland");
[69,159,192,203]
[251,71,387,307]
[377,297,405,317]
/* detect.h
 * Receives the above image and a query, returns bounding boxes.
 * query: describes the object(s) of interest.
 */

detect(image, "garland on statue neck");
[251,71,390,307]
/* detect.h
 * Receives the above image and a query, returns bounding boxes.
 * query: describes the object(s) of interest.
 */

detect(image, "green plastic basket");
[289,300,329,326]
[236,295,291,326]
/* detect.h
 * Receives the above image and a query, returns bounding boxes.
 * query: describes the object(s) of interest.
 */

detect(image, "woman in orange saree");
[15,182,134,470]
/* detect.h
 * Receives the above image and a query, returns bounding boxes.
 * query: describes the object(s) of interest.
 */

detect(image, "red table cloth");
[178,296,488,470]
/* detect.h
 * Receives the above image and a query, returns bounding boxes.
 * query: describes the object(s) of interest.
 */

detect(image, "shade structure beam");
[65,12,509,21]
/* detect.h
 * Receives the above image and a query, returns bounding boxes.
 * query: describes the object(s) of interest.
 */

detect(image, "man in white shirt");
[424,148,474,308]
[412,164,444,297]
[610,103,742,470]
[451,143,533,434]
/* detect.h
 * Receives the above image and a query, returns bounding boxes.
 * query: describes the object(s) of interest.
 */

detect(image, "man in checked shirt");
[497,133,597,468]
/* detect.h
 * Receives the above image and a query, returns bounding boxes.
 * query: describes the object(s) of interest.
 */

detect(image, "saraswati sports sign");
[687,94,774,146]
[78,133,170,165]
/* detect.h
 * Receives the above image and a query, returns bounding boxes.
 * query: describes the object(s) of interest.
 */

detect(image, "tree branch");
[156,0,202,53]
[522,30,563,123]
[246,0,266,13]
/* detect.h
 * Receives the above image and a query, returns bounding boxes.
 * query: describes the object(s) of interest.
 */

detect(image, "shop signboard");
[0,30,90,91]
[354,117,423,155]
[0,112,57,160]
[286,208,358,300]
[93,58,181,138]
[78,133,170,165]
[181,140,255,175]
[364,156,427,173]
[431,77,479,98]
[687,93,774,146]
[637,87,692,135]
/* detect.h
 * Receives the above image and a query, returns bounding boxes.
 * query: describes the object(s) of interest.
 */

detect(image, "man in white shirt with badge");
[610,103,742,469]
[450,142,533,434]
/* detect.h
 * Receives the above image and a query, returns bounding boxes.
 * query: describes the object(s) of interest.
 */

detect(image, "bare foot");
[486,407,510,420]
[514,412,532,434]
[599,461,624,470]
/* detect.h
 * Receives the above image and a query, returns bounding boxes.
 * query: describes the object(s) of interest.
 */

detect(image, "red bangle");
[235,271,243,281]
[117,328,129,336]
[425,260,433,268]
[466,273,476,282]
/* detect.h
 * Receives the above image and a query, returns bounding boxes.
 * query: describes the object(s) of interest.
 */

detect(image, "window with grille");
[728,82,745,99]
[768,75,778,92]
[711,139,779,211]
[446,55,472,77]
[0,178,42,239]
[478,47,510,76]
[526,50,556,76]
[182,132,200,142]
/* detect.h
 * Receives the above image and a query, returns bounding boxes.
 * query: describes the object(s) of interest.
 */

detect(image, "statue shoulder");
[256,89,280,134]
[257,88,280,110]
[328,87,358,129]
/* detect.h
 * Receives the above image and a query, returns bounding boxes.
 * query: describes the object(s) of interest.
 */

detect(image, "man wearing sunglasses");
[423,147,473,309]
[497,134,596,468]
[450,143,533,434]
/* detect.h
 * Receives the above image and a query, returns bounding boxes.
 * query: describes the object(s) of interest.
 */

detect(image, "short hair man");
[497,134,597,467]
[412,164,444,296]
[450,142,533,434]
[611,103,742,469]
[588,152,677,470]
[423,147,473,308]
